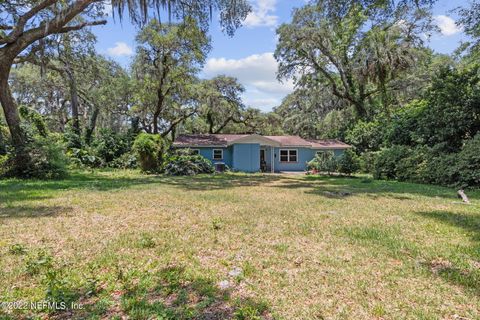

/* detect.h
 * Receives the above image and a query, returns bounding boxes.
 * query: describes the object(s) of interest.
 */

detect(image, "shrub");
[345,119,385,153]
[1,136,68,179]
[93,129,130,164]
[19,105,48,138]
[373,146,412,180]
[0,124,9,155]
[395,146,430,182]
[164,155,215,176]
[455,134,480,188]
[359,151,379,174]
[307,151,338,174]
[63,122,82,149]
[132,133,164,173]
[67,148,103,168]
[337,149,360,175]
[423,153,458,187]
[110,152,137,169]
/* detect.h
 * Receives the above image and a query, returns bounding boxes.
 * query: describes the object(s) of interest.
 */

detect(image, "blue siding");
[177,145,345,172]
[232,144,260,172]
[190,147,233,167]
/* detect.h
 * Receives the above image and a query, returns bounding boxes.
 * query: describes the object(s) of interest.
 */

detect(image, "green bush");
[345,120,385,153]
[93,129,130,164]
[373,146,411,180]
[67,148,103,168]
[0,124,9,155]
[19,105,48,138]
[395,146,430,182]
[307,151,338,174]
[455,134,480,188]
[110,152,137,169]
[164,155,215,176]
[422,153,458,187]
[337,149,360,175]
[63,122,83,150]
[371,138,480,189]
[359,151,379,174]
[132,133,164,173]
[1,136,68,179]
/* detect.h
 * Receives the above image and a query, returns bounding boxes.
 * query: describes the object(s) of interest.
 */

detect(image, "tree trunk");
[207,109,215,134]
[84,104,99,145]
[153,109,161,134]
[66,69,81,140]
[153,89,164,134]
[0,52,30,172]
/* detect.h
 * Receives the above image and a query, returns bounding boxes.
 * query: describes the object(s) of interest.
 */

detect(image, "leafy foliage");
[1,135,68,179]
[307,151,338,174]
[132,133,164,172]
[455,134,480,188]
[164,155,215,176]
[93,129,131,164]
[337,149,360,175]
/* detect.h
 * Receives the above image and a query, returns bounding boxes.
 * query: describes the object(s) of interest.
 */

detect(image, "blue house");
[173,134,351,173]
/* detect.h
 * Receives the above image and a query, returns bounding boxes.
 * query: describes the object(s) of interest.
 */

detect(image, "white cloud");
[203,52,294,110]
[244,0,278,28]
[435,15,462,36]
[106,42,133,57]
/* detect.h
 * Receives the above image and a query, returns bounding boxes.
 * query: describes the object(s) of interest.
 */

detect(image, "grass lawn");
[0,170,479,319]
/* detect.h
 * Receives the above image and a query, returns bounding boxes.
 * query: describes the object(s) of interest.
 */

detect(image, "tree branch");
[2,0,58,43]
[57,20,107,33]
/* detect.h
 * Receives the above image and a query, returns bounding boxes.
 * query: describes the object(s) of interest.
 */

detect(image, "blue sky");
[93,0,471,112]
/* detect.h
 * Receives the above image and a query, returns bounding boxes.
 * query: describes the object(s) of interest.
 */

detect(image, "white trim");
[212,148,223,160]
[229,134,280,146]
[279,148,298,163]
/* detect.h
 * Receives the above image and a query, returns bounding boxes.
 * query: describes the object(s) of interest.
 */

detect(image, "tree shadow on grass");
[394,207,480,295]
[0,171,165,204]
[160,174,281,191]
[340,215,480,295]
[0,171,282,205]
[2,170,475,208]
[0,205,73,219]
[415,211,480,294]
[272,175,478,200]
[51,266,270,320]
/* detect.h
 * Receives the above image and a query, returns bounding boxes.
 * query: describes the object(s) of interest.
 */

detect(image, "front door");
[260,149,266,172]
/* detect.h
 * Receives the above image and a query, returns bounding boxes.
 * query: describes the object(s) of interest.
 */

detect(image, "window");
[191,149,200,155]
[213,149,223,160]
[279,149,297,162]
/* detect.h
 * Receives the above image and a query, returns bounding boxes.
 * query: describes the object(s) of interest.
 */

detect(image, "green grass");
[0,170,479,319]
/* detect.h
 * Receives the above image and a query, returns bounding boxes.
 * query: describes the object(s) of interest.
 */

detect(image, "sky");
[92,0,471,112]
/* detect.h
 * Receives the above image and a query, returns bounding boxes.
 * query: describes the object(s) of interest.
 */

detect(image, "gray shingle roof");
[173,134,351,149]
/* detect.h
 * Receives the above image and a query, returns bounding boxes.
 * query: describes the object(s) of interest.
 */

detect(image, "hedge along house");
[172,134,351,173]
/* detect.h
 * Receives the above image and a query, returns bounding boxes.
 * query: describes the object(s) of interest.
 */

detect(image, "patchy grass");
[0,170,479,319]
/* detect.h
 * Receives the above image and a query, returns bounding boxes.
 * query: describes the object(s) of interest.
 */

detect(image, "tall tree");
[132,17,210,135]
[198,75,245,134]
[275,0,434,119]
[458,0,480,52]
[0,0,249,174]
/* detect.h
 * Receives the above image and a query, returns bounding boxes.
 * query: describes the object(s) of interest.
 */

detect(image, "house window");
[191,149,200,155]
[213,149,223,160]
[279,149,297,162]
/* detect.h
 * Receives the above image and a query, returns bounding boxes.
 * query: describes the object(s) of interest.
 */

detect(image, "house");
[172,134,351,173]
